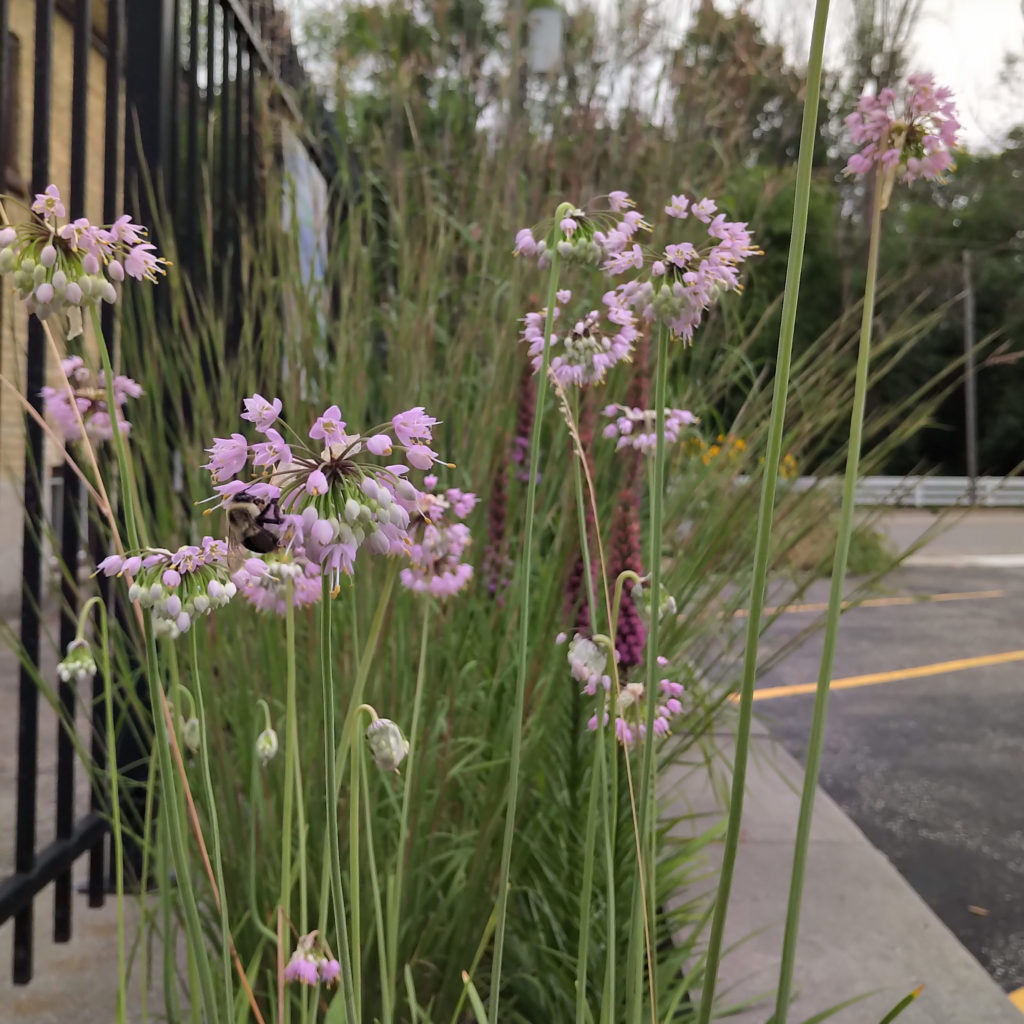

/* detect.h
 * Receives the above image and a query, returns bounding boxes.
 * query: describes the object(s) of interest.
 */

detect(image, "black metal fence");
[0,0,323,984]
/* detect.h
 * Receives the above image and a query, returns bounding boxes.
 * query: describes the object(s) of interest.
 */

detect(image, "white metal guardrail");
[782,476,1024,508]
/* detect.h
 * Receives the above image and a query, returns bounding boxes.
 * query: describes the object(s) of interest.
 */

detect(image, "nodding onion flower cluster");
[283,932,341,988]
[0,184,168,335]
[845,72,960,192]
[520,288,637,389]
[515,190,761,344]
[204,395,452,592]
[399,481,478,598]
[602,403,699,455]
[233,551,323,615]
[564,634,686,746]
[41,356,142,442]
[95,539,236,640]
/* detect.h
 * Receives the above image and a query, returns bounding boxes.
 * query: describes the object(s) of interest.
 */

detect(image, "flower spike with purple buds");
[521,289,637,389]
[602,404,699,454]
[95,539,235,639]
[845,72,960,208]
[0,183,169,335]
[201,396,452,594]
[41,356,142,442]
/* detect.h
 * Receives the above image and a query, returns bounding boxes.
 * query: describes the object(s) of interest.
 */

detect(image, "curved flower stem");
[350,726,363,1020]
[489,245,561,1021]
[772,153,884,1024]
[697,4,832,1020]
[388,599,432,1020]
[361,753,392,1023]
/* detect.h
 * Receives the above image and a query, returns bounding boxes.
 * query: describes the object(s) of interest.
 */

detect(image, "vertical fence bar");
[13,0,55,984]
[168,0,181,217]
[88,0,126,906]
[53,0,94,943]
[185,0,200,271]
[246,41,256,225]
[234,19,243,211]
[219,5,231,251]
[0,0,8,186]
[205,0,217,267]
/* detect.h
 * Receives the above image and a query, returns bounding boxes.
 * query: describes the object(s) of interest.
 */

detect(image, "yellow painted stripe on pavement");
[1008,986,1024,1012]
[752,649,1024,702]
[735,589,1004,618]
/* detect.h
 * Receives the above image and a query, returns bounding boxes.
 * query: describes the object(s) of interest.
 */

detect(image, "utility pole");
[962,249,979,504]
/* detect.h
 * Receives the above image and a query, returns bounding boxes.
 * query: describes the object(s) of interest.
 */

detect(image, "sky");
[757,0,1024,149]
[282,0,1024,151]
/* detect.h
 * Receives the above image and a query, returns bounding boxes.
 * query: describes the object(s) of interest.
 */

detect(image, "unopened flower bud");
[40,244,57,268]
[182,716,201,754]
[56,638,97,683]
[366,718,408,772]
[256,728,279,765]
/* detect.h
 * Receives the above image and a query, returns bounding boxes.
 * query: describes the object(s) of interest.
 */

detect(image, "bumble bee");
[225,491,283,564]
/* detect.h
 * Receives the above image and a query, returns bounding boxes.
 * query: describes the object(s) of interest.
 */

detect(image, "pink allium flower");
[233,554,322,615]
[319,959,341,986]
[284,955,319,986]
[608,190,633,212]
[602,404,698,454]
[31,184,65,219]
[201,398,445,590]
[309,404,346,447]
[1,184,167,330]
[585,666,687,746]
[599,193,760,343]
[567,634,611,695]
[400,487,477,598]
[845,73,960,189]
[521,289,636,389]
[241,393,282,432]
[204,434,250,481]
[392,407,439,447]
[40,357,142,443]
[98,537,235,640]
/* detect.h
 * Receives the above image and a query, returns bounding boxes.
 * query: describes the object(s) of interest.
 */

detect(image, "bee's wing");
[227,535,248,574]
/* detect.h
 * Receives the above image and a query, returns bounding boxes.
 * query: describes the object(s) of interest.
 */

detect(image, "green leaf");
[877,986,924,1024]
[325,990,349,1024]
[462,971,491,1024]
[792,989,877,1024]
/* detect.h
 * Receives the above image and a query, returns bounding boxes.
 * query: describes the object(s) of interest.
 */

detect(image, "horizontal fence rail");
[745,476,1024,508]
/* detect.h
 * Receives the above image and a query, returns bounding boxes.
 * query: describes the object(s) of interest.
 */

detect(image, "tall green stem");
[389,599,432,1019]
[321,581,359,1024]
[350,728,363,1020]
[772,166,884,1024]
[697,4,831,1019]
[280,583,297,1024]
[489,247,561,1021]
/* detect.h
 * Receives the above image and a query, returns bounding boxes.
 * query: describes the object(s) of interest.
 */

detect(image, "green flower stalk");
[697,2,832,1019]
[771,67,961,1023]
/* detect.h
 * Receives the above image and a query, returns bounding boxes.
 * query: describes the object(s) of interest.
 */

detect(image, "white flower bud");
[366,718,408,773]
[182,717,201,754]
[344,498,361,522]
[256,728,279,765]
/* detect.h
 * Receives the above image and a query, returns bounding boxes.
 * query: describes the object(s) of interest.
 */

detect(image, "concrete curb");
[664,727,1022,1023]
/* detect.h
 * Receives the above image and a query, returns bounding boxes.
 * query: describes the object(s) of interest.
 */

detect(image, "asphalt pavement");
[757,515,1024,997]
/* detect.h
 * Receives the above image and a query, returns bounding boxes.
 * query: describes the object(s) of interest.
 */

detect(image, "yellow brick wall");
[2,0,113,489]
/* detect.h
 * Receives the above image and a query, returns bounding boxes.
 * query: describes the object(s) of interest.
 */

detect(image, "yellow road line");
[735,589,1004,618]
[1009,987,1024,1012]
[752,648,1024,702]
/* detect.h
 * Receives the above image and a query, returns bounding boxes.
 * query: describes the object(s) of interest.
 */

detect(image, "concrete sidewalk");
[875,508,1024,567]
[664,721,1023,1023]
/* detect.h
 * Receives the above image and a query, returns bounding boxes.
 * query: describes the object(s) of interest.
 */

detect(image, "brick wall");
[2,1,114,550]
